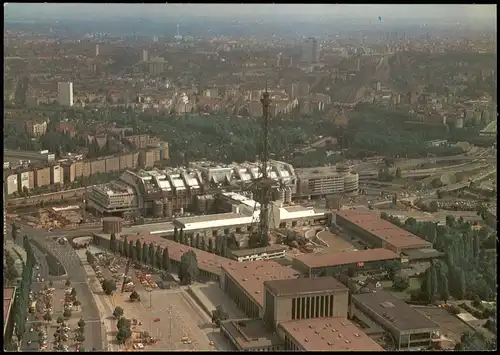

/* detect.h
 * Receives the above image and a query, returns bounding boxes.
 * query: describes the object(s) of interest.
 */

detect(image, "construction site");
[8,204,100,230]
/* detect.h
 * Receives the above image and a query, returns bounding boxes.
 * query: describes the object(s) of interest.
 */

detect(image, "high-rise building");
[95,44,100,56]
[302,37,319,63]
[57,82,74,107]
[142,49,149,62]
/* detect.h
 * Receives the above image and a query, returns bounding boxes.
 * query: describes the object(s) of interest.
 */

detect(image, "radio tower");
[255,86,273,247]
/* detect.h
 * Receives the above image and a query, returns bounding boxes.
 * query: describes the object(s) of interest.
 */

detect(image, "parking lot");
[107,289,216,351]
[25,279,102,352]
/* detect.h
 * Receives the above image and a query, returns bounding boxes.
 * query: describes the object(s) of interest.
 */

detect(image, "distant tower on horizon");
[95,44,99,57]
[174,24,183,41]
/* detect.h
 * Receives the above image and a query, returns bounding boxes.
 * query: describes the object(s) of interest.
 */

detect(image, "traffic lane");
[72,282,103,350]
[43,241,87,282]
[23,282,45,352]
[15,221,100,239]
[41,241,104,350]
[30,244,52,281]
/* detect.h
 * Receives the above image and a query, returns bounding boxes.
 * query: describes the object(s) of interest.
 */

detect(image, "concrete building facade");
[34,167,52,188]
[57,82,74,107]
[296,164,359,198]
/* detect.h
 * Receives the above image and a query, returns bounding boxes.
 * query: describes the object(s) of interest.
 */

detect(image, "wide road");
[10,220,105,351]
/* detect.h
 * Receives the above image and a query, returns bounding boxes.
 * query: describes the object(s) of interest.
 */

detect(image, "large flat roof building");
[292,248,400,278]
[279,317,384,351]
[220,260,299,319]
[263,277,349,330]
[335,208,432,254]
[351,291,439,350]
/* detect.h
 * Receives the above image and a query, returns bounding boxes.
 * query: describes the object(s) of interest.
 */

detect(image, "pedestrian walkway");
[78,249,113,351]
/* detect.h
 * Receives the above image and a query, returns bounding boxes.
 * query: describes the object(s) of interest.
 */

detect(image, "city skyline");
[5,3,497,23]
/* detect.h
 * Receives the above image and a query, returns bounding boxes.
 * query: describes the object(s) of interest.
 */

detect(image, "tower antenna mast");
[256,83,273,247]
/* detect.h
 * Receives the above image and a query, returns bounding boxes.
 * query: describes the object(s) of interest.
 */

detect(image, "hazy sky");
[5,3,496,22]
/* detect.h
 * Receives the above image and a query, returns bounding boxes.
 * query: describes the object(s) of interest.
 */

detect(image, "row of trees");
[4,250,19,286]
[381,213,496,302]
[115,316,132,345]
[11,234,36,347]
[109,232,200,285]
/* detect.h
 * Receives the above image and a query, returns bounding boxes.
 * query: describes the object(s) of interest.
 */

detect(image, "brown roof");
[336,208,432,250]
[264,276,348,297]
[4,288,16,332]
[352,291,439,332]
[279,317,384,351]
[293,248,399,269]
[222,260,299,308]
[98,232,231,276]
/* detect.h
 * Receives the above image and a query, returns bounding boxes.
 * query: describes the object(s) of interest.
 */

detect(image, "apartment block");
[91,159,106,175]
[63,162,77,184]
[50,165,63,184]
[131,152,140,169]
[57,81,74,107]
[74,161,84,179]
[17,171,32,192]
[139,150,156,169]
[82,160,91,178]
[119,153,135,170]
[105,156,120,172]
[6,174,18,195]
[35,167,52,188]
[160,142,169,160]
[125,134,151,149]
[25,119,48,137]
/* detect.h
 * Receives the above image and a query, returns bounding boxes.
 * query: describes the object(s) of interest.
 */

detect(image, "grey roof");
[352,291,439,332]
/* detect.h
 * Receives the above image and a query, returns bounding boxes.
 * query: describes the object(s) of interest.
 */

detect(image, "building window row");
[291,294,335,320]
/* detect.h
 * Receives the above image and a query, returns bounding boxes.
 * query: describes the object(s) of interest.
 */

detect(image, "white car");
[35,265,40,270]
[30,328,34,332]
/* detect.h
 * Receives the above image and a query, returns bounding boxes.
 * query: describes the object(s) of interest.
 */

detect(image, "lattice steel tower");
[255,88,274,247]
